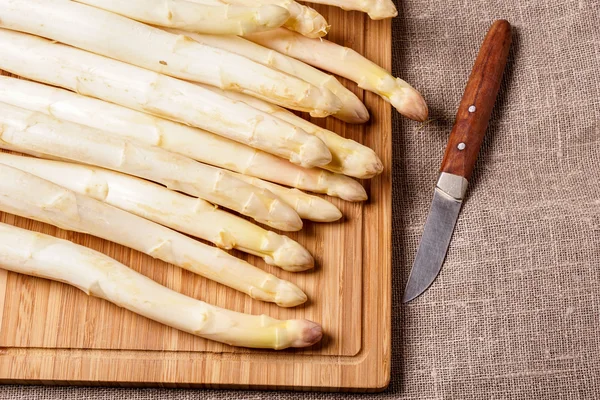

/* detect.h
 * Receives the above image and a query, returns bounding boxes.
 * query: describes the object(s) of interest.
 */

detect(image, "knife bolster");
[436,172,468,200]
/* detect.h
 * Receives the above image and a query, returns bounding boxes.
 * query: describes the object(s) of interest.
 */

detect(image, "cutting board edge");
[0,344,391,391]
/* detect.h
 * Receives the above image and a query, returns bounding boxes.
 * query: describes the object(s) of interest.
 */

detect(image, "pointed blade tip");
[402,284,425,303]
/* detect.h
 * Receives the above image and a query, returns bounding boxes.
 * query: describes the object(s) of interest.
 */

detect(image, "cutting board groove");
[0,5,391,391]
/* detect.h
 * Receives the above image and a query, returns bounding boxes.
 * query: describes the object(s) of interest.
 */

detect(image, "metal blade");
[403,188,463,303]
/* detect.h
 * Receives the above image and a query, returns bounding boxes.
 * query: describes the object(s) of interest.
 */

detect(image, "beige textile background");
[1,0,599,398]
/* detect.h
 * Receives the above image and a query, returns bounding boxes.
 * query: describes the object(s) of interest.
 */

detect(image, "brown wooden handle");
[440,20,512,180]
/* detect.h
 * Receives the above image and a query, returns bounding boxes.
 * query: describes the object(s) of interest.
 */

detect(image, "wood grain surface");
[440,20,512,180]
[0,6,392,391]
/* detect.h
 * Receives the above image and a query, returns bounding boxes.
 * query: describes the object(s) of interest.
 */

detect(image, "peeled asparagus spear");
[0,153,313,271]
[74,0,290,35]
[0,0,341,117]
[0,29,331,169]
[246,28,429,122]
[232,173,345,221]
[304,0,397,19]
[198,0,329,38]
[0,164,307,307]
[0,102,302,231]
[0,76,362,203]
[170,30,369,124]
[0,222,322,349]
[210,86,384,179]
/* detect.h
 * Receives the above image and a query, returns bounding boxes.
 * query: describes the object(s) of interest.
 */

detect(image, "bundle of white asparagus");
[0,221,322,349]
[0,76,367,202]
[0,0,428,349]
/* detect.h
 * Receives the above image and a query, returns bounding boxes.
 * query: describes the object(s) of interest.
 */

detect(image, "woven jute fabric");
[1,0,599,398]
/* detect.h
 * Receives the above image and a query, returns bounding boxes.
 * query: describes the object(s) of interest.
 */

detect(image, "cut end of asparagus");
[389,79,429,122]
[274,280,308,307]
[294,134,332,168]
[255,4,291,29]
[366,0,399,19]
[270,235,315,271]
[289,320,323,348]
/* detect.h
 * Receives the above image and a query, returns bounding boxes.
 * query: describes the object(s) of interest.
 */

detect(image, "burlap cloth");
[1,0,599,398]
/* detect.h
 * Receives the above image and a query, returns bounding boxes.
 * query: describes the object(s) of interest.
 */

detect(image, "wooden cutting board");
[0,5,392,392]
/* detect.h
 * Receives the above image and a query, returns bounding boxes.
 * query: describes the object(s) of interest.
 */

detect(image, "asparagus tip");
[332,177,368,202]
[331,97,371,124]
[296,134,332,168]
[365,155,385,178]
[256,5,291,29]
[291,320,323,348]
[367,0,399,20]
[392,83,429,122]
[344,149,383,179]
[275,281,308,307]
[266,198,303,232]
[272,237,314,272]
[308,87,343,119]
[284,5,329,39]
[314,199,343,223]
[352,103,372,124]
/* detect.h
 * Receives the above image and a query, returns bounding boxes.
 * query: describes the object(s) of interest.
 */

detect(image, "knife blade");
[403,20,512,303]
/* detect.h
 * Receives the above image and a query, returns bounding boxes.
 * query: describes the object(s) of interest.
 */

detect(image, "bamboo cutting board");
[0,5,392,392]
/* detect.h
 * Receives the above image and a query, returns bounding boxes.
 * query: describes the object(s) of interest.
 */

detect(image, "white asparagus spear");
[0,102,302,231]
[0,76,362,203]
[246,28,429,122]
[0,153,313,271]
[0,0,341,117]
[209,86,384,179]
[231,173,344,221]
[0,164,307,307]
[0,29,331,168]
[74,0,290,35]
[169,30,369,124]
[304,0,397,19]
[0,222,322,349]
[192,0,329,38]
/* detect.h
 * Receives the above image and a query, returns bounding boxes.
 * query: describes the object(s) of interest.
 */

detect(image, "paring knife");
[403,20,512,303]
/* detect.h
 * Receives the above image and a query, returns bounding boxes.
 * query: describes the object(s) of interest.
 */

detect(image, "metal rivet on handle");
[458,143,466,150]
[468,105,476,113]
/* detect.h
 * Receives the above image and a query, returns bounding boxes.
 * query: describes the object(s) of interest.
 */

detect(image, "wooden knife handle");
[440,20,512,181]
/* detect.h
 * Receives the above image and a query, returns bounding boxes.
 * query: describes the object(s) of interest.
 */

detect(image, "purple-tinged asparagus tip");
[291,320,323,348]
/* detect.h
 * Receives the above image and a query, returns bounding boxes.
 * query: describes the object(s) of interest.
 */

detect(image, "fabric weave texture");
[1,0,599,398]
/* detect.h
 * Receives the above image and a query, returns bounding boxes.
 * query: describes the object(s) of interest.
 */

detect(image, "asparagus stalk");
[170,30,369,124]
[304,0,397,19]
[0,29,332,169]
[246,28,429,122]
[0,222,322,349]
[209,86,384,179]
[0,102,302,231]
[74,0,290,35]
[231,173,345,222]
[0,0,341,117]
[198,0,329,38]
[0,164,307,307]
[0,76,362,203]
[0,152,313,271]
